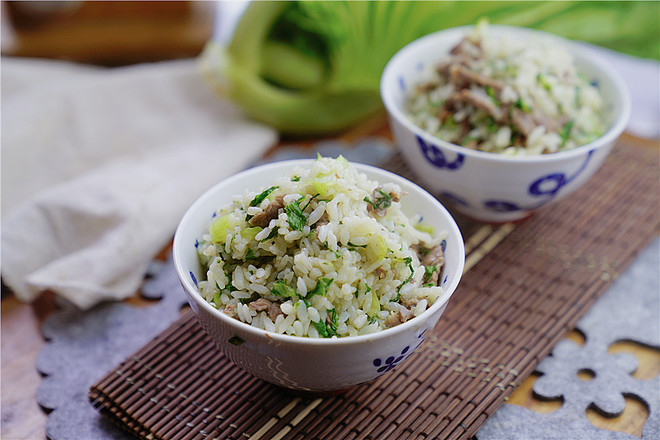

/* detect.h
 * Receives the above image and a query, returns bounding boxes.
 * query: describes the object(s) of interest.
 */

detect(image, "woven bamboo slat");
[89,139,659,440]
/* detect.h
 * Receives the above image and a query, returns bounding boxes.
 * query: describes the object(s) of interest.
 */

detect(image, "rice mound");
[196,156,447,338]
[407,21,606,156]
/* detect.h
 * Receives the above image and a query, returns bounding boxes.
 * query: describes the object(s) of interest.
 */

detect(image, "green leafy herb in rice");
[423,265,438,283]
[260,226,279,242]
[560,120,574,147]
[364,189,393,211]
[306,277,333,300]
[285,199,306,230]
[250,186,278,207]
[271,280,296,298]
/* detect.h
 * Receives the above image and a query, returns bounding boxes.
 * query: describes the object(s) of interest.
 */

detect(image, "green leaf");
[313,319,329,337]
[250,186,278,207]
[368,290,381,317]
[210,214,231,244]
[271,280,296,298]
[424,265,438,283]
[285,200,307,230]
[241,227,263,241]
[306,278,333,300]
[560,120,575,147]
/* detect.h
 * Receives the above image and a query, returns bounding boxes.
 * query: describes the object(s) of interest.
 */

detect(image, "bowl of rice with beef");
[173,156,464,392]
[381,23,630,222]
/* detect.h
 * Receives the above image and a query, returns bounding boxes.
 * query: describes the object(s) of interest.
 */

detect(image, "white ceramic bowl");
[381,25,631,223]
[173,159,464,393]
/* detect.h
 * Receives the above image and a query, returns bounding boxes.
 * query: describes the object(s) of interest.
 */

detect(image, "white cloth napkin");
[1,57,277,309]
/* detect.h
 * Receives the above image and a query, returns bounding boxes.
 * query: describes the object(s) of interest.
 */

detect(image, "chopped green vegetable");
[414,223,434,235]
[306,277,333,299]
[514,98,531,112]
[301,193,319,212]
[312,173,335,197]
[271,280,296,298]
[210,214,231,244]
[212,291,222,306]
[485,86,500,105]
[240,227,263,241]
[328,308,338,334]
[536,73,552,92]
[285,200,306,230]
[424,265,438,283]
[560,120,575,147]
[261,227,280,242]
[291,175,301,182]
[397,257,415,293]
[245,249,258,260]
[313,320,330,338]
[366,235,388,261]
[364,189,393,211]
[368,290,380,317]
[250,186,278,207]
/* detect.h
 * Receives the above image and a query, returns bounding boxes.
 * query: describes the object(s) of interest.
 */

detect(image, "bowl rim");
[380,24,631,164]
[173,159,465,346]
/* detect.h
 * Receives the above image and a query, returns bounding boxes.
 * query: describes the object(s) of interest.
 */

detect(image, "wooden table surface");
[1,4,658,437]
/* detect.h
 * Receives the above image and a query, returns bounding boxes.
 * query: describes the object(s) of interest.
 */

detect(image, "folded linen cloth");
[1,57,277,309]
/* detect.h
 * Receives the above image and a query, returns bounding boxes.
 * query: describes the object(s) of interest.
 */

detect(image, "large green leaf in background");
[201,1,659,135]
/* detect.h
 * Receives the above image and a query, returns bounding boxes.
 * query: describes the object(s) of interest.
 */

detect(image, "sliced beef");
[248,298,282,322]
[385,307,415,328]
[248,194,285,228]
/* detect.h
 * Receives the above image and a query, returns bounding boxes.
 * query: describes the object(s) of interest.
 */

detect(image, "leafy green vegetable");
[485,86,500,105]
[245,248,258,260]
[241,227,262,241]
[424,265,438,283]
[560,120,575,147]
[364,189,393,211]
[514,98,531,112]
[201,1,658,135]
[210,214,231,244]
[368,290,381,317]
[260,226,279,242]
[397,256,415,294]
[313,320,331,337]
[271,280,296,298]
[285,200,306,230]
[306,277,333,299]
[250,186,278,207]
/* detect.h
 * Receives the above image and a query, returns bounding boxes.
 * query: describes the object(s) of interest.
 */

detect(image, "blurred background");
[1,1,216,65]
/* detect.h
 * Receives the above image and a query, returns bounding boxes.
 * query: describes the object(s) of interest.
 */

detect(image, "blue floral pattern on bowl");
[416,136,465,170]
[373,330,427,374]
[482,149,595,212]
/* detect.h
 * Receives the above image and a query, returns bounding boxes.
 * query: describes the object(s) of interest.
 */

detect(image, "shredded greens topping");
[271,280,296,298]
[250,186,278,207]
[364,189,393,211]
[284,199,306,230]
[306,277,333,300]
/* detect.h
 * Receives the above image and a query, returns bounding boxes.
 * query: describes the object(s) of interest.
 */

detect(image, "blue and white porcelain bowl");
[381,25,630,223]
[173,159,465,393]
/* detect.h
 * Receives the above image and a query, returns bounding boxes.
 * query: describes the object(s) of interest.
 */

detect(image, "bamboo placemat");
[90,138,659,440]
